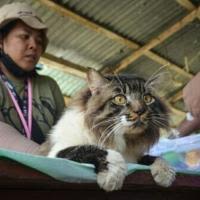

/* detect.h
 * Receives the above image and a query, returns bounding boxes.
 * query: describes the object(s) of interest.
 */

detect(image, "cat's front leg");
[138,155,176,187]
[56,145,127,192]
[150,158,176,187]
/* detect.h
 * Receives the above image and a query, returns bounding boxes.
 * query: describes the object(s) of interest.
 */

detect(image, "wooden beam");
[145,51,193,79]
[176,0,200,20]
[168,90,183,103]
[40,53,87,79]
[176,0,196,11]
[114,7,199,72]
[39,0,192,79]
[169,104,186,116]
[38,0,138,49]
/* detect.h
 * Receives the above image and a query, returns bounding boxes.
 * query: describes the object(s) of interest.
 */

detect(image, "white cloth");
[149,134,200,156]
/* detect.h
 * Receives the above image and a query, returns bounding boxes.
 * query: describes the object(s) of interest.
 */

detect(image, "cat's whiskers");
[147,116,167,124]
[98,118,121,147]
[98,120,119,147]
[147,116,168,122]
[149,121,156,128]
[90,116,120,132]
[144,114,168,129]
[150,118,169,129]
[150,116,169,120]
[100,122,122,148]
[145,72,170,89]
[112,123,125,136]
[99,127,114,148]
[149,113,169,117]
[90,118,115,132]
[151,122,168,130]
[147,113,169,119]
[144,64,170,89]
[98,123,115,144]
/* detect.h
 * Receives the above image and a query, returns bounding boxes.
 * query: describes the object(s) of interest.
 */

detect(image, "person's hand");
[183,72,200,118]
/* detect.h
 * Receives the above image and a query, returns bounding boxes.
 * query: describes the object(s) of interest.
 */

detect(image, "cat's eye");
[112,95,127,105]
[143,94,155,105]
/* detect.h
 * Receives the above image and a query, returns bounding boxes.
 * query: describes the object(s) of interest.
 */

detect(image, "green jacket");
[0,74,65,143]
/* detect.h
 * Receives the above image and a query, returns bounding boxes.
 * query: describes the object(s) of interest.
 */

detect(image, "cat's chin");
[121,120,146,134]
[125,125,147,135]
[124,120,146,129]
[133,128,145,134]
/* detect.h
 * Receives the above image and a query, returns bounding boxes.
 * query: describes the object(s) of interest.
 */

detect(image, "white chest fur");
[113,133,126,153]
[48,108,95,157]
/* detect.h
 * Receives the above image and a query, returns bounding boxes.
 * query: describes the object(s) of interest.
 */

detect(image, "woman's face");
[1,21,44,71]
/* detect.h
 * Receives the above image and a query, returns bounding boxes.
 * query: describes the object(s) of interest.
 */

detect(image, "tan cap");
[0,2,47,30]
[0,2,48,51]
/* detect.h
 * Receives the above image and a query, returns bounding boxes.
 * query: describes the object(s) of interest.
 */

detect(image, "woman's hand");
[183,72,200,118]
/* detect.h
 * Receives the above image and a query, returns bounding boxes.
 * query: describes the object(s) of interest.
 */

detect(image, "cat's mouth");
[132,119,144,127]
[121,115,146,128]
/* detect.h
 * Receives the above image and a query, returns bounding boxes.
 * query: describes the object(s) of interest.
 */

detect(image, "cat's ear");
[87,69,108,95]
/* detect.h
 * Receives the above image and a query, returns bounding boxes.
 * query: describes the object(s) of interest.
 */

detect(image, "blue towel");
[0,137,200,183]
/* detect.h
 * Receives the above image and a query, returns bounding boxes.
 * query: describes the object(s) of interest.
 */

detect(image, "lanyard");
[0,71,32,139]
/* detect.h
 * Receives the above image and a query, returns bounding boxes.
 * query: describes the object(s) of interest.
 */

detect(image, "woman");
[0,3,65,153]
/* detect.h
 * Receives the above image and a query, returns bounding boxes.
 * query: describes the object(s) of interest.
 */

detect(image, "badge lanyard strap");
[9,79,32,139]
[0,73,32,139]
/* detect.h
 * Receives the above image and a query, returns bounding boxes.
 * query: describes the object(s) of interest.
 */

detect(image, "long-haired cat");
[42,69,175,191]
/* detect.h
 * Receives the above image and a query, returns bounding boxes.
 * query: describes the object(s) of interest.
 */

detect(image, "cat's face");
[84,70,169,144]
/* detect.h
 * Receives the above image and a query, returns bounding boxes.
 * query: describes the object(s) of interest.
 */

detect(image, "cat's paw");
[150,158,176,187]
[97,149,127,192]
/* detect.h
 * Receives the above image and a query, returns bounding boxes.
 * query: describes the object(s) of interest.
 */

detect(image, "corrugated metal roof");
[62,0,187,42]
[155,19,200,74]
[37,65,86,97]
